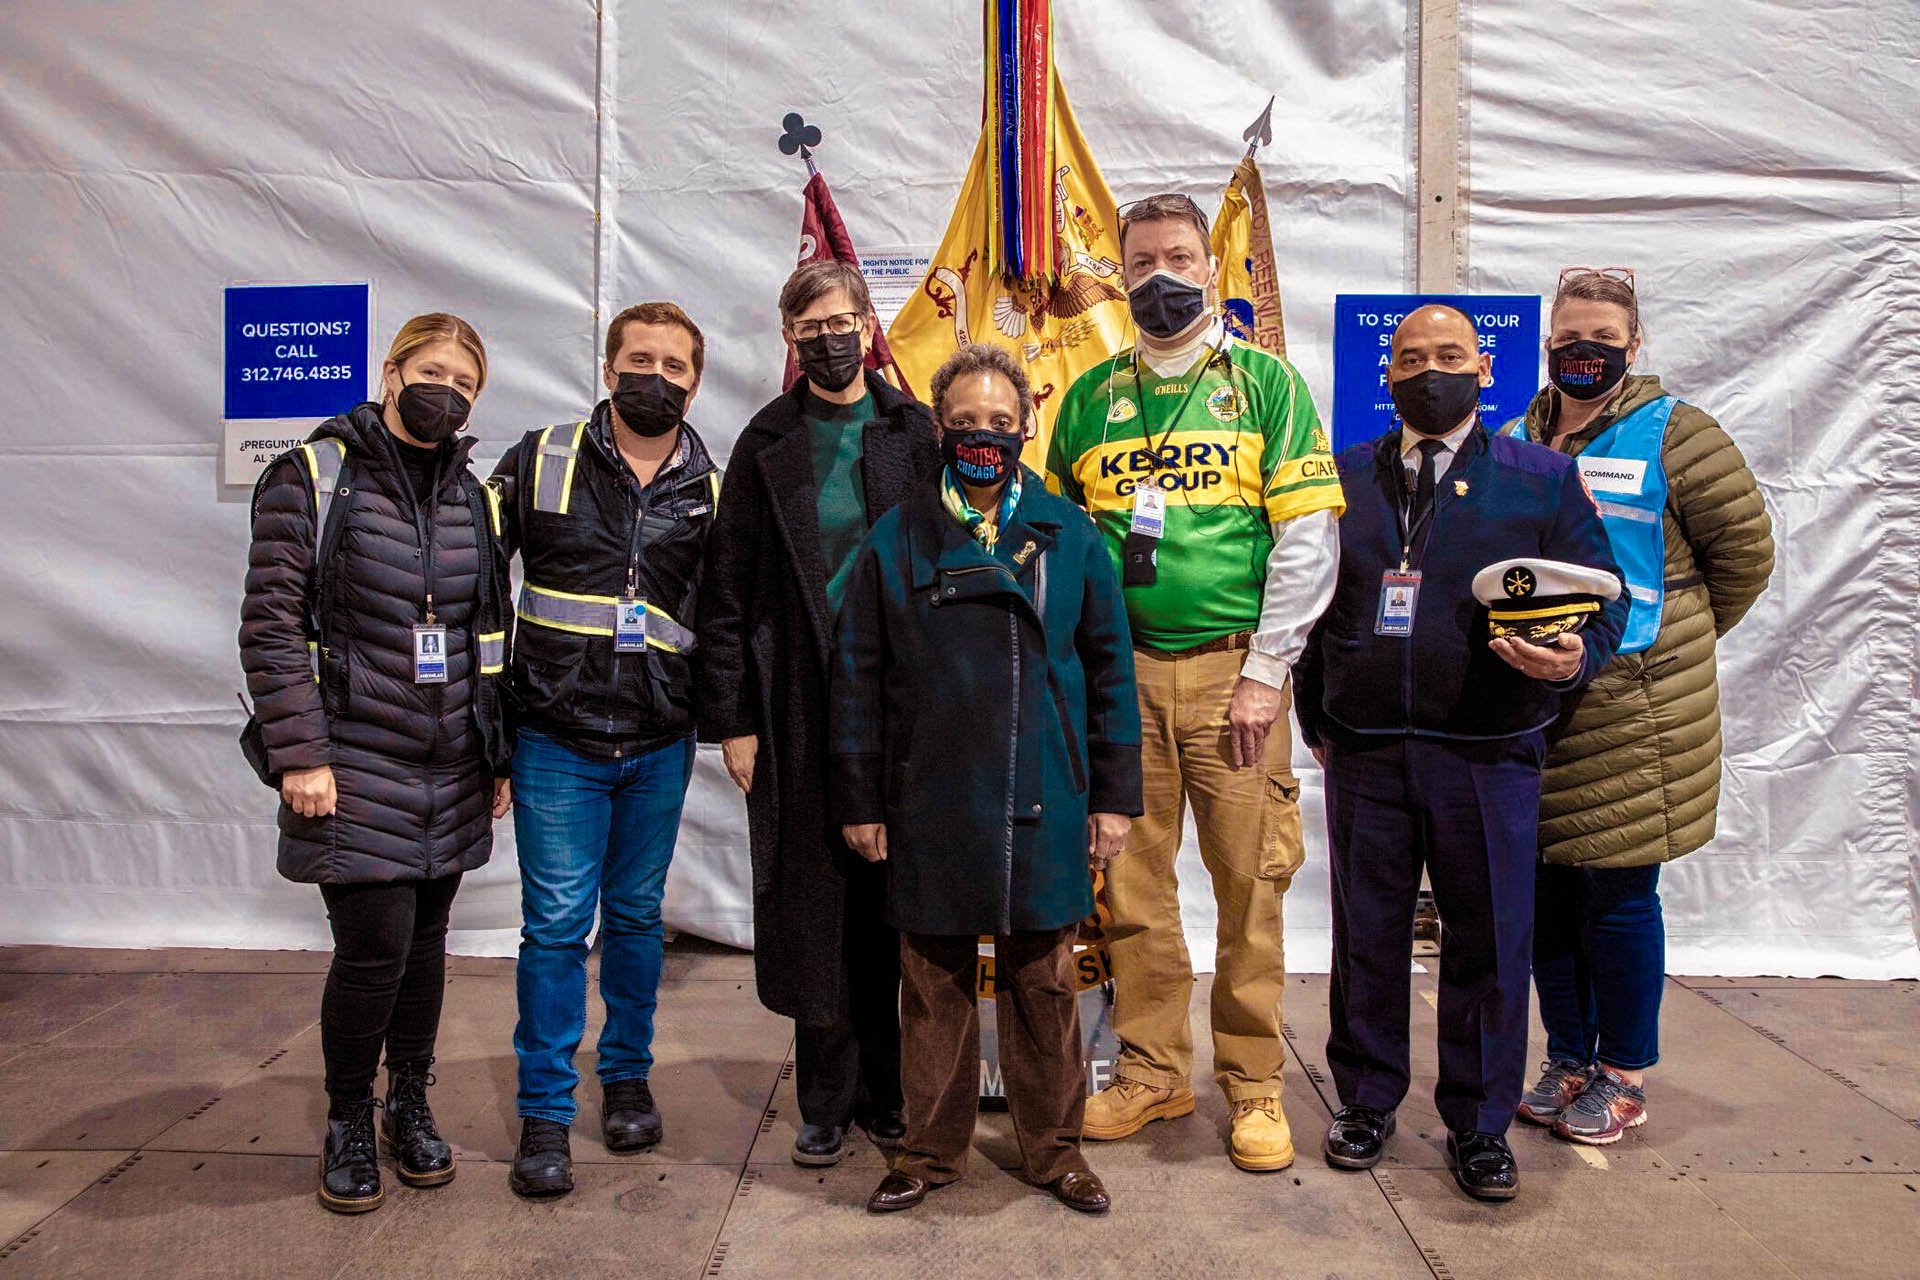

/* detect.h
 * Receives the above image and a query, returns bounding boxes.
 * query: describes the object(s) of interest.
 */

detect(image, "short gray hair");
[929,343,1034,428]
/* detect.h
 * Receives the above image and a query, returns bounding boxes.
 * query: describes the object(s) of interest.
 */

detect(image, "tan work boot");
[1082,1077,1197,1141]
[1229,1098,1296,1171]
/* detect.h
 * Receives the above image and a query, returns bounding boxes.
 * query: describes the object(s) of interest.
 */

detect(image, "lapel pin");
[1454,480,1470,496]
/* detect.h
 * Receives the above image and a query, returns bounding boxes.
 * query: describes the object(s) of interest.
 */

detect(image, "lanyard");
[1130,342,1229,467]
[1392,449,1441,572]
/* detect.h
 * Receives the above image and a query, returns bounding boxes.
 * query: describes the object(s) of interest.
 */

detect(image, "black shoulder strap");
[460,470,500,633]
[309,452,359,643]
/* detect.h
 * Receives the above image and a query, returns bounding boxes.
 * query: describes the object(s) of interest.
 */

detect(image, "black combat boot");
[509,1117,574,1198]
[602,1077,664,1152]
[383,1059,456,1187]
[318,1096,383,1214]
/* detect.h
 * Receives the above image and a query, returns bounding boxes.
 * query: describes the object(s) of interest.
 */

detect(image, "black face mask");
[795,330,866,393]
[1390,369,1482,437]
[392,378,470,443]
[611,372,688,438]
[942,429,1023,488]
[1128,269,1208,339]
[1549,340,1630,401]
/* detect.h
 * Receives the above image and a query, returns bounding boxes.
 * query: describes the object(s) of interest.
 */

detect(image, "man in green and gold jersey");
[1045,192,1344,1173]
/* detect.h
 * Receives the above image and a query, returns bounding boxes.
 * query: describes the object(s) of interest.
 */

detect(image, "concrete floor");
[0,942,1915,1279]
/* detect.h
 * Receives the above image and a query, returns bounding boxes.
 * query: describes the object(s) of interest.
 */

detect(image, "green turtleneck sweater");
[804,388,874,615]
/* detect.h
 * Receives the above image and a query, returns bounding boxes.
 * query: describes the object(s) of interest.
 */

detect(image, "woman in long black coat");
[695,262,940,1165]
[239,313,510,1214]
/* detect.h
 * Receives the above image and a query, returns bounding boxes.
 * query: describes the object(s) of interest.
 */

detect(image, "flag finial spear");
[1242,95,1275,160]
[778,112,823,177]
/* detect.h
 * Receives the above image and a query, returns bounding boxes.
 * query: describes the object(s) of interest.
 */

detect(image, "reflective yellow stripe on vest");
[480,476,506,539]
[516,584,695,653]
[298,438,349,533]
[532,422,587,515]
[477,630,506,675]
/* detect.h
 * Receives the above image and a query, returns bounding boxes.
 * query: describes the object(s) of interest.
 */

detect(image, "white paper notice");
[861,245,934,331]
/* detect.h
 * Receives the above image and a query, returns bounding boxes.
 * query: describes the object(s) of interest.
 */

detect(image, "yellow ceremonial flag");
[1211,155,1287,358]
[886,76,1132,467]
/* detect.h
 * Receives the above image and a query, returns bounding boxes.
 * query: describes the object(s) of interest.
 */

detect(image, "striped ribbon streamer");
[985,0,1055,284]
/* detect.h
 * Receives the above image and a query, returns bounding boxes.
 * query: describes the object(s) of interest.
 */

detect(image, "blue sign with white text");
[224,283,371,420]
[1330,294,1542,454]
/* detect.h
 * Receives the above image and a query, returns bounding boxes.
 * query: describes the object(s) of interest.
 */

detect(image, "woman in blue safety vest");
[1503,269,1774,1146]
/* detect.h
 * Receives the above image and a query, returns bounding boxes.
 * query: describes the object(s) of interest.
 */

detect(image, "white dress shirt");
[1399,416,1476,481]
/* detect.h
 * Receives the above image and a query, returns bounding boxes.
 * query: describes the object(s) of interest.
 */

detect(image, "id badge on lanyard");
[1130,486,1166,539]
[614,598,649,653]
[412,624,449,683]
[1375,570,1422,637]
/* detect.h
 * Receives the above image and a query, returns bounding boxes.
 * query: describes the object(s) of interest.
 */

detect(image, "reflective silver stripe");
[1594,499,1658,525]
[477,631,506,675]
[1627,584,1660,604]
[516,585,694,652]
[301,438,348,534]
[533,422,587,514]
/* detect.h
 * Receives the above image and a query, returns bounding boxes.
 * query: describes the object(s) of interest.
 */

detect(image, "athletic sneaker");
[1517,1058,1594,1126]
[1554,1068,1647,1145]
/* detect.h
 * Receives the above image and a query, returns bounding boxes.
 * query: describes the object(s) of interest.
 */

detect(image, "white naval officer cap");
[1472,557,1622,645]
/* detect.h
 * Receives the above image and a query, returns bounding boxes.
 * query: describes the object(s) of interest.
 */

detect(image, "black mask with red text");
[942,429,1023,487]
[1549,340,1630,401]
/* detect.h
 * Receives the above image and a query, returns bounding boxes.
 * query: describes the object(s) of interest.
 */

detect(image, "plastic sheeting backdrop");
[0,0,1913,977]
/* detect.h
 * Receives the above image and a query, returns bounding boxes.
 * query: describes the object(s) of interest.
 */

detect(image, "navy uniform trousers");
[1323,726,1545,1136]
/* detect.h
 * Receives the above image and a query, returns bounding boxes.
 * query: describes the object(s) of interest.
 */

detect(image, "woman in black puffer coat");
[239,312,510,1214]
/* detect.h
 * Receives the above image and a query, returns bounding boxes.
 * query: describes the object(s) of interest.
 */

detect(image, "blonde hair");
[1552,274,1641,340]
[386,312,488,392]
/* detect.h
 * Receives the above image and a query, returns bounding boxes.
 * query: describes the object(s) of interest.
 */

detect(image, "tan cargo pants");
[1103,644,1305,1102]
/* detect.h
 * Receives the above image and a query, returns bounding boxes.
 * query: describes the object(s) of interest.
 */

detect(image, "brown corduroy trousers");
[895,926,1091,1186]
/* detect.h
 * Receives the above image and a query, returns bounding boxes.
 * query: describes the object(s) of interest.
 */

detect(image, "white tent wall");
[1463,0,1920,978]
[0,2,601,953]
[0,1,1913,978]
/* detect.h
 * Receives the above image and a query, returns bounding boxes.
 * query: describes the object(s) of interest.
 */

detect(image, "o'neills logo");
[1560,356,1606,385]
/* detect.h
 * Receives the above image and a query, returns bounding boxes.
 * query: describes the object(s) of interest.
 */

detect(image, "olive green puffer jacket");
[1514,374,1774,868]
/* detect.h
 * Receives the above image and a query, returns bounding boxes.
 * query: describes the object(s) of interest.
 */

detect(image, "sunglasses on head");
[1557,265,1636,291]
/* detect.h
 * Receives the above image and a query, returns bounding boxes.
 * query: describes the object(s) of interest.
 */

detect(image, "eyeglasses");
[789,311,863,341]
[1557,265,1636,291]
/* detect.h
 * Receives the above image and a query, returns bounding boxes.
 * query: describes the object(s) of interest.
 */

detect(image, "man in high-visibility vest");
[486,302,721,1199]
[1045,193,1344,1173]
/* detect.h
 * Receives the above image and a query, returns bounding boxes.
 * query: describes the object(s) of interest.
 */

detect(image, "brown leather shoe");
[866,1171,930,1214]
[1048,1169,1111,1214]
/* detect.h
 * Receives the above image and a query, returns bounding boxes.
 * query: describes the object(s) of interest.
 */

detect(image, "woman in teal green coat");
[829,344,1141,1217]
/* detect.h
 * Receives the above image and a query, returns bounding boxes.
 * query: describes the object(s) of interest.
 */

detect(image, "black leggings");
[318,876,462,1105]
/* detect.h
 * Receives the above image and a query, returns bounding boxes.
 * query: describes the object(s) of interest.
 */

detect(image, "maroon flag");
[783,171,912,395]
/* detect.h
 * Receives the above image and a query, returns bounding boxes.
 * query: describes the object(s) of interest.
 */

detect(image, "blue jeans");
[512,729,695,1123]
[1532,862,1664,1071]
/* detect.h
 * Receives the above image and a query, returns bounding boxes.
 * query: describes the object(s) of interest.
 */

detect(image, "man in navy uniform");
[1294,304,1627,1201]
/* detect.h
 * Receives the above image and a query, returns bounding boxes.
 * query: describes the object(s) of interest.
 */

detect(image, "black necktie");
[1410,438,1446,531]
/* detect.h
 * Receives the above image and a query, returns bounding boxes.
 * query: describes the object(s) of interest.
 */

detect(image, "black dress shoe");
[857,1109,907,1148]
[602,1078,664,1152]
[509,1117,574,1198]
[318,1097,384,1214]
[1324,1105,1397,1170]
[792,1123,848,1167]
[1048,1169,1111,1214]
[866,1171,930,1213]
[1447,1130,1519,1201]
[383,1060,455,1187]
